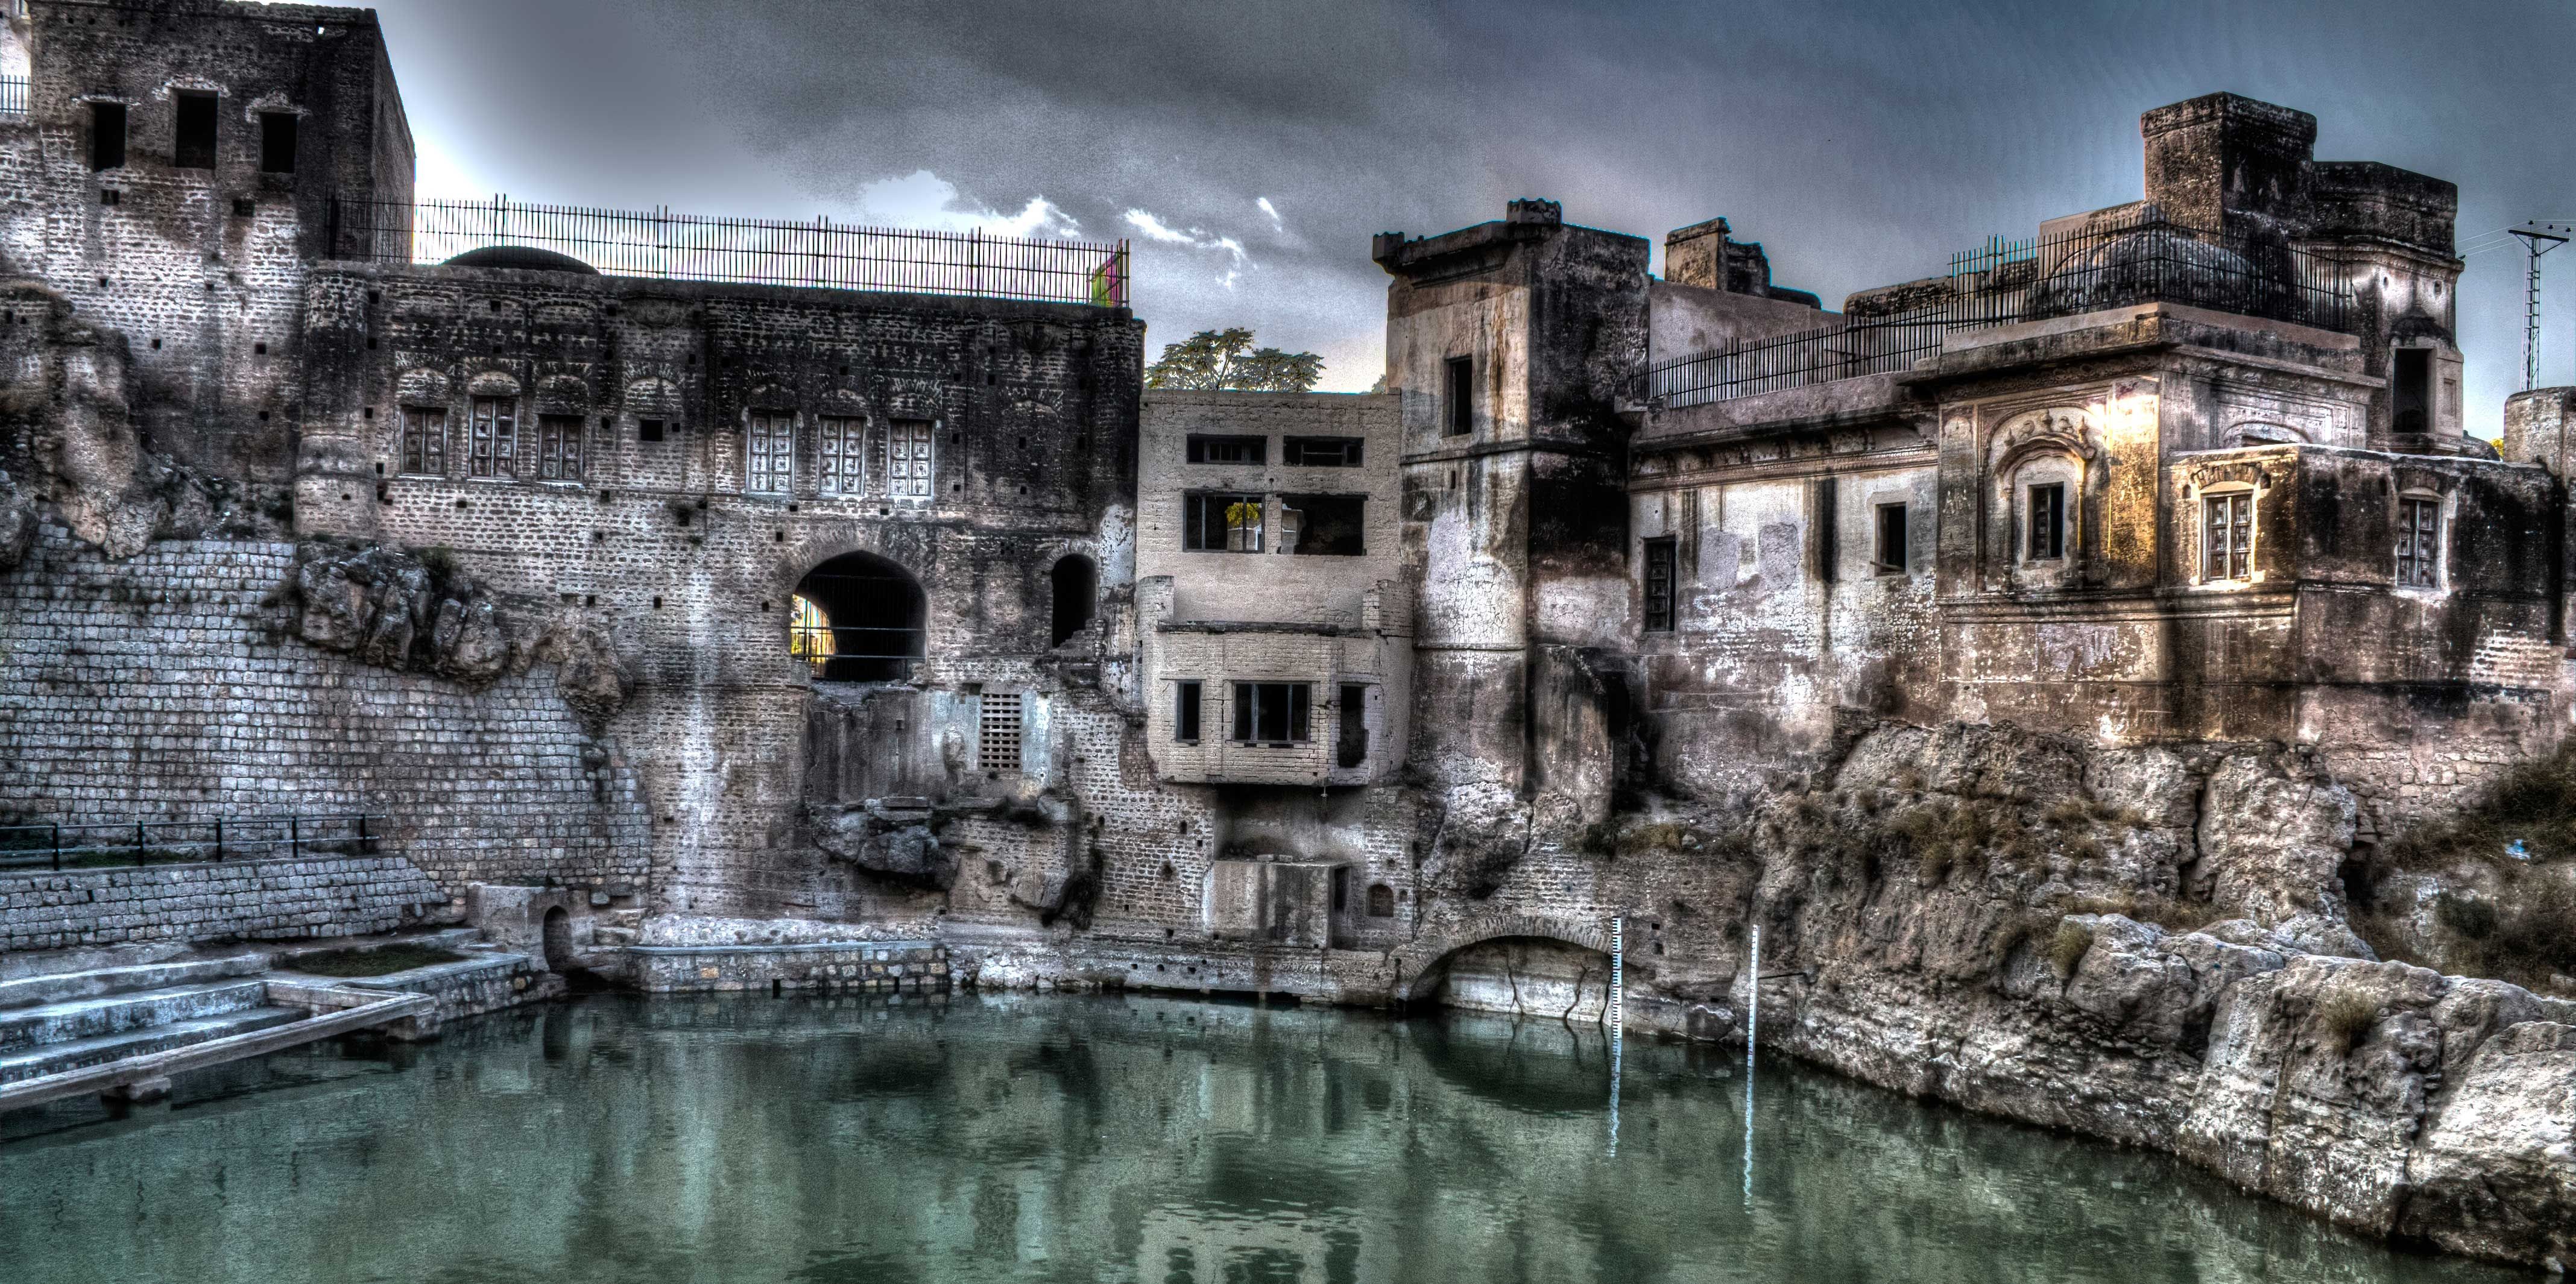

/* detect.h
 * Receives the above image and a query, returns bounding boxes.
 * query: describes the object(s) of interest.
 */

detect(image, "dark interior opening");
[1336,683,1369,768]
[259,112,297,174]
[1445,356,1473,435]
[541,906,572,972]
[1049,554,1097,646]
[1281,493,1365,555]
[1876,503,1908,574]
[2393,348,2431,435]
[795,551,926,682]
[174,92,216,169]
[89,102,125,171]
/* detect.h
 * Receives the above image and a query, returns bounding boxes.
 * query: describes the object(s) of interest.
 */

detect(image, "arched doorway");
[1049,554,1096,647]
[794,552,927,681]
[1427,936,1614,1022]
[541,906,572,972]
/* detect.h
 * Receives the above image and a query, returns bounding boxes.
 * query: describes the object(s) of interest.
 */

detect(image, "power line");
[2507,224,2570,391]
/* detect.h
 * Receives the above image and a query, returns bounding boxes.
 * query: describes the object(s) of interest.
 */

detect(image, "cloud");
[1258,197,1283,228]
[854,169,1080,238]
[1122,209,1249,264]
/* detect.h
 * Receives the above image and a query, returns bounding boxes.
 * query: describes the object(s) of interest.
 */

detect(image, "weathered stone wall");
[0,528,651,892]
[628,940,950,995]
[0,852,447,952]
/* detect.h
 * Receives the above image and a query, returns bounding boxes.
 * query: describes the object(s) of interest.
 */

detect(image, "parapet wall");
[0,853,447,952]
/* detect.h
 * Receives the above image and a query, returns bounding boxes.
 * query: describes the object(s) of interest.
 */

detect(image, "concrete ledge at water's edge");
[625,941,952,994]
[269,949,563,1031]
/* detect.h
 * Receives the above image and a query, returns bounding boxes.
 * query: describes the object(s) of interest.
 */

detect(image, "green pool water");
[0,993,2526,1283]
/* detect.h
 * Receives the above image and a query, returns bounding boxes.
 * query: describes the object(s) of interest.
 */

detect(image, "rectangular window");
[90,102,126,171]
[2203,492,2253,582]
[2027,483,2066,561]
[1184,492,1264,552]
[173,92,216,169]
[258,112,297,174]
[1185,434,1264,465]
[745,412,794,494]
[637,417,666,444]
[978,691,1024,772]
[1875,503,1908,575]
[1814,476,1839,583]
[2393,348,2432,435]
[1642,537,1676,632]
[1230,682,1312,744]
[399,407,446,476]
[886,417,933,499]
[1445,356,1473,435]
[534,414,583,482]
[1173,680,1202,742]
[816,416,863,495]
[1336,683,1369,769]
[2396,496,2440,588]
[1331,866,1350,913]
[467,397,516,477]
[1280,493,1365,556]
[1283,436,1363,467]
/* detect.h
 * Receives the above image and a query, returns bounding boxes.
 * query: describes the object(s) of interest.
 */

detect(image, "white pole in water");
[1743,923,1759,1209]
[1608,914,1623,1156]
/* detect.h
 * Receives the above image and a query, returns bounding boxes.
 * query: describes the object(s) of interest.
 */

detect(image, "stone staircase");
[0,958,308,1086]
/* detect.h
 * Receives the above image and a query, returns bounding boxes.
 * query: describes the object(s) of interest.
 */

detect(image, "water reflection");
[0,993,2522,1284]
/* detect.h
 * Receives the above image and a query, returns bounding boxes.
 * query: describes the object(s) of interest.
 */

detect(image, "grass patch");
[2388,746,2576,870]
[288,944,466,977]
[2048,920,2097,979]
[2318,986,2379,1052]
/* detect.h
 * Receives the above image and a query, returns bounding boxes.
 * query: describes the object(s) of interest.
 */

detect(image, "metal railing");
[1946,212,2349,333]
[792,623,922,682]
[0,813,388,873]
[326,195,1132,307]
[0,75,28,118]
[1647,306,1945,408]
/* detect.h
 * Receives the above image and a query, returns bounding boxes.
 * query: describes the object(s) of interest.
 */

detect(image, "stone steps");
[0,980,273,1053]
[0,955,269,1012]
[0,1004,308,1085]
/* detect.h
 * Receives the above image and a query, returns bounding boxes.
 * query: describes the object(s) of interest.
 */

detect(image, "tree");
[1145,328,1324,392]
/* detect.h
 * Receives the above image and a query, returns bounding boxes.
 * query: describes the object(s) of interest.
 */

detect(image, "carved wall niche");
[1982,405,2101,593]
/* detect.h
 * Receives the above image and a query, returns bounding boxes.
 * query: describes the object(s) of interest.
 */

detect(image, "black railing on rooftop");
[326,195,1132,307]
[1947,212,2349,334]
[1647,306,1945,408]
[0,75,28,117]
[0,813,389,874]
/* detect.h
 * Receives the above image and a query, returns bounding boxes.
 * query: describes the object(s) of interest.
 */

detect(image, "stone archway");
[1394,914,1617,1004]
[793,550,927,682]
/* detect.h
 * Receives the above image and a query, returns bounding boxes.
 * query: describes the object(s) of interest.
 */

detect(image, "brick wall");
[0,528,651,893]
[0,852,446,952]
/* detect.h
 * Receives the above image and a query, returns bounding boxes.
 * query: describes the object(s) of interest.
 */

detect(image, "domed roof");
[2025,229,2255,319]
[440,245,600,274]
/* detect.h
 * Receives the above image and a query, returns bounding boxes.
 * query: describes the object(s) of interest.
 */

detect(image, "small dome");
[440,245,600,274]
[2025,230,2255,319]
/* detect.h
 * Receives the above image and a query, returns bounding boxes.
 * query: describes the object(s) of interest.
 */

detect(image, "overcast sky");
[352,0,2576,428]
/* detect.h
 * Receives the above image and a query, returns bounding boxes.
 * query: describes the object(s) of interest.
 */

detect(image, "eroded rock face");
[813,803,955,889]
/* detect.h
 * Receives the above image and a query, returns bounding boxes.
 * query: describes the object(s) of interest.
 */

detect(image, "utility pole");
[2508,224,2568,391]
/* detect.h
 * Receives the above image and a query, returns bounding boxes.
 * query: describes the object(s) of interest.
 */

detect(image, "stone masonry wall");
[0,852,446,952]
[0,528,651,893]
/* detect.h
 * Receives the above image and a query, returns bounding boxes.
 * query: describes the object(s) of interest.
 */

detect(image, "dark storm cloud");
[360,0,2575,418]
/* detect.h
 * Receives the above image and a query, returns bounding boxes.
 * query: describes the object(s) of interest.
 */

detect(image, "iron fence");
[326,195,1131,307]
[1946,212,2349,333]
[0,75,28,118]
[0,813,387,873]
[1647,306,1946,408]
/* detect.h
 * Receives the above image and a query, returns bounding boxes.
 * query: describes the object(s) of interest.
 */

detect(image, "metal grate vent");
[979,692,1024,772]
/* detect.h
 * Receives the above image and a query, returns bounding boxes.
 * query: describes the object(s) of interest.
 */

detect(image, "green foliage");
[288,944,466,977]
[1144,327,1324,392]
[2434,891,2499,940]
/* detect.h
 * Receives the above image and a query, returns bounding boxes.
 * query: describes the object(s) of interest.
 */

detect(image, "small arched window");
[1365,883,1395,918]
[1050,555,1097,647]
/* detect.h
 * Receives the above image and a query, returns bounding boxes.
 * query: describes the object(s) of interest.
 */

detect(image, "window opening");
[90,102,125,171]
[258,112,296,174]
[1336,683,1369,769]
[1365,883,1395,918]
[1174,680,1202,742]
[816,415,863,495]
[467,396,516,477]
[793,552,926,681]
[1185,435,1264,465]
[746,412,793,494]
[1875,503,1908,575]
[1814,476,1839,582]
[1184,491,1264,552]
[637,417,665,443]
[2396,496,2440,588]
[2393,348,2431,435]
[2027,482,2066,561]
[1331,866,1350,913]
[1280,494,1365,555]
[1049,555,1096,646]
[2203,491,2253,582]
[1231,682,1312,744]
[1283,436,1363,467]
[979,691,1024,772]
[788,594,832,672]
[1642,537,1676,632]
[1445,356,1473,435]
[886,417,933,499]
[174,92,216,169]
[399,406,446,476]
[534,414,583,481]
